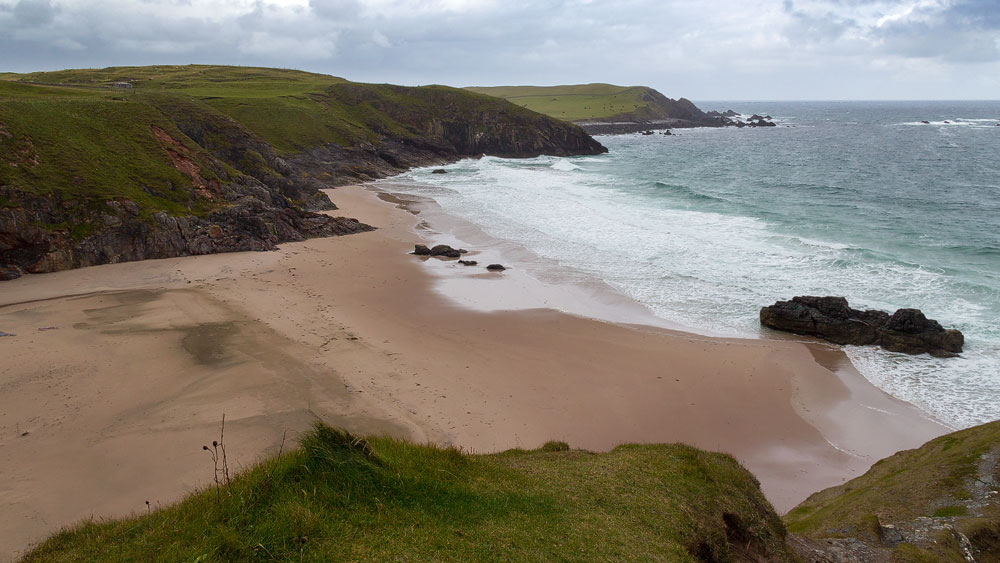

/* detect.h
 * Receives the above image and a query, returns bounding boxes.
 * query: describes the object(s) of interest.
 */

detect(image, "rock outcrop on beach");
[0,186,372,279]
[0,65,606,280]
[412,244,466,258]
[760,296,964,357]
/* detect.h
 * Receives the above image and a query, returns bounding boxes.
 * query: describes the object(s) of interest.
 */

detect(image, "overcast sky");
[1,0,998,100]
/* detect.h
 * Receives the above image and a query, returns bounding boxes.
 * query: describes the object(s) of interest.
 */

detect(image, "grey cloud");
[309,0,360,21]
[0,0,998,99]
[13,0,56,26]
[870,0,1000,62]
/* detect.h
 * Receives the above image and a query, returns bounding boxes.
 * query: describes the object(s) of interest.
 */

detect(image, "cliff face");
[0,184,370,279]
[0,66,607,280]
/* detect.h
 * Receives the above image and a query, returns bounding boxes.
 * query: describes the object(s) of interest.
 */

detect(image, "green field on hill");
[0,65,551,216]
[466,83,655,122]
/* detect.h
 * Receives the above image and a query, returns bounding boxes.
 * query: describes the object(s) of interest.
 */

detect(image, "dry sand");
[0,185,949,560]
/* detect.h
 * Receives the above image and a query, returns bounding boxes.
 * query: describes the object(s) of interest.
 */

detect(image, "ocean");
[378,101,1000,430]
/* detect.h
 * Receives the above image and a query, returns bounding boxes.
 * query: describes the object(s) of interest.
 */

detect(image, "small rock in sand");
[458,260,478,266]
[412,244,431,255]
[0,331,15,337]
[486,264,506,271]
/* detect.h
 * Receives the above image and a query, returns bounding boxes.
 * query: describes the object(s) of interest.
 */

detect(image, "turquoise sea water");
[381,101,1000,430]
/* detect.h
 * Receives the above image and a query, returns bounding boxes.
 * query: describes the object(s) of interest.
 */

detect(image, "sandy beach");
[0,184,950,561]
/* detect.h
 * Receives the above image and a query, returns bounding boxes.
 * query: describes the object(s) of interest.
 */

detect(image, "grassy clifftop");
[25,424,793,562]
[786,420,1000,562]
[2,65,602,198]
[1,65,604,278]
[465,83,708,124]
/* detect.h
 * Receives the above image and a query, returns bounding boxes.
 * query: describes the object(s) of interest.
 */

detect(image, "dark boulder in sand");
[760,296,963,357]
[458,259,478,266]
[414,244,468,258]
[486,263,506,271]
[430,244,466,258]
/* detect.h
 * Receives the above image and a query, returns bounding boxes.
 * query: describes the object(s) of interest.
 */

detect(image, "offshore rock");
[760,296,963,357]
[880,308,964,357]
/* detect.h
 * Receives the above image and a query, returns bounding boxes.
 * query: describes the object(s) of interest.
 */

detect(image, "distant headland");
[465,83,775,134]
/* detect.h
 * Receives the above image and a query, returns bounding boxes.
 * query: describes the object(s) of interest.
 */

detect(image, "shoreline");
[0,184,949,561]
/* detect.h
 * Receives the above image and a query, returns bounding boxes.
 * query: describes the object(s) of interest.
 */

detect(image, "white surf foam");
[379,152,1000,429]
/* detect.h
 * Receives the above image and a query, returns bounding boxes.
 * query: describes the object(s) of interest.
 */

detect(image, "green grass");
[2,65,587,228]
[25,423,793,562]
[466,84,653,121]
[785,420,1000,536]
[0,88,219,218]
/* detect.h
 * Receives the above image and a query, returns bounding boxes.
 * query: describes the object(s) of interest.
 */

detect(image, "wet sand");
[0,185,949,560]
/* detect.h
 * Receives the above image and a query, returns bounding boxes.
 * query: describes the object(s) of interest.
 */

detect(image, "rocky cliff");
[0,66,606,280]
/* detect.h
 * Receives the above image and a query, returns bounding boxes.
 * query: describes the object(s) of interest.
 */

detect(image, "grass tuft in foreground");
[25,422,793,562]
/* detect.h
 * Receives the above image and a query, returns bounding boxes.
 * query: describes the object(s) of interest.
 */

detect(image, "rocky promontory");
[760,296,964,357]
[1,65,607,280]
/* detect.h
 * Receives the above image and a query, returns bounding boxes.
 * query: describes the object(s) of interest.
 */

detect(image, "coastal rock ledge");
[760,296,964,357]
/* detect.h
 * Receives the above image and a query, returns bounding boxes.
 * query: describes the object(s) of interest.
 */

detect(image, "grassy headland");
[24,423,792,562]
[465,83,709,125]
[2,65,599,200]
[0,65,604,278]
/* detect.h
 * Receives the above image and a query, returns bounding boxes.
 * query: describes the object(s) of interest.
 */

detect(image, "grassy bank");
[25,423,792,562]
[786,420,1000,561]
